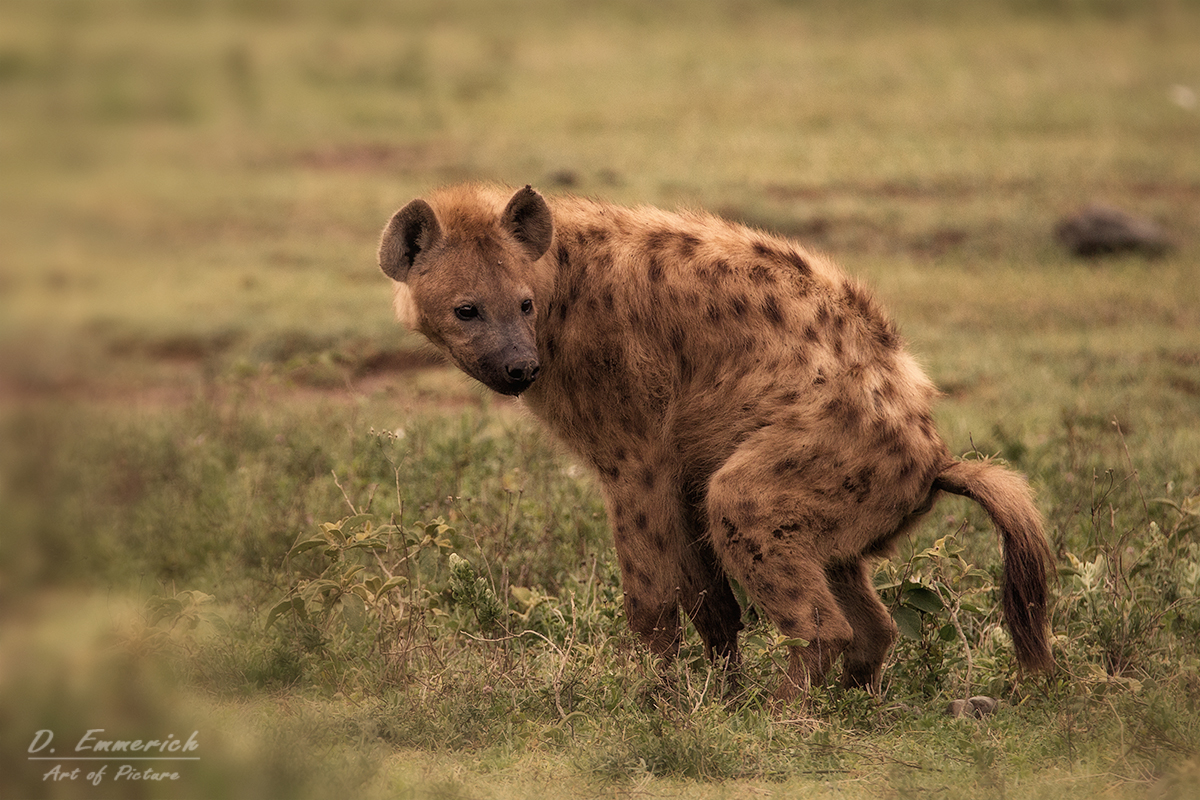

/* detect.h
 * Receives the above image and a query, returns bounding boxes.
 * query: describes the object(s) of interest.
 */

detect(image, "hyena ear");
[501,185,554,261]
[379,198,442,282]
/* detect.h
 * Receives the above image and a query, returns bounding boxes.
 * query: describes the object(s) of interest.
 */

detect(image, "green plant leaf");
[777,636,810,649]
[903,585,944,614]
[288,535,329,557]
[265,596,304,630]
[378,576,408,594]
[147,596,183,626]
[343,513,375,531]
[893,606,923,640]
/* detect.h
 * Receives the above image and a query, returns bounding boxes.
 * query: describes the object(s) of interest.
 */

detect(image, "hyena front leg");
[676,529,743,669]
[602,479,687,660]
[602,463,743,668]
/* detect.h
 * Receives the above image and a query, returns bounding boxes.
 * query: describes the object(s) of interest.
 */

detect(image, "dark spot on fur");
[874,322,901,351]
[762,294,784,326]
[635,512,649,531]
[774,457,800,476]
[786,251,811,275]
[645,229,671,253]
[555,243,570,267]
[771,528,785,540]
[842,281,868,313]
[648,255,665,283]
[720,517,739,540]
[714,259,733,277]
[706,303,723,324]
[778,616,799,632]
[731,295,748,318]
[841,467,874,503]
[641,466,656,490]
[677,232,701,259]
[749,264,772,285]
[813,369,826,386]
[654,532,668,553]
[587,225,611,243]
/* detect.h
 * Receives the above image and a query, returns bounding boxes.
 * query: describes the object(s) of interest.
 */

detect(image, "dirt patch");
[356,347,445,375]
[292,142,441,173]
[0,343,462,415]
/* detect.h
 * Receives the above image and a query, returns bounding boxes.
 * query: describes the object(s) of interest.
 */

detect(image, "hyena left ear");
[501,185,554,261]
[379,198,441,283]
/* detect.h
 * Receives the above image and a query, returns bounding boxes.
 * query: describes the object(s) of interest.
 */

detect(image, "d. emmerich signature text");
[28,729,199,785]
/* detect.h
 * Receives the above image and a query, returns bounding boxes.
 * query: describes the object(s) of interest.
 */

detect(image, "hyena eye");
[521,299,534,315]
[454,304,479,321]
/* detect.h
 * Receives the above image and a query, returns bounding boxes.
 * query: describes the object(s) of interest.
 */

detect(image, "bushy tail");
[934,459,1054,673]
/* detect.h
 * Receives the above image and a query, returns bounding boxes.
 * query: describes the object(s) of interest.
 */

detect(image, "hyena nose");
[506,359,540,386]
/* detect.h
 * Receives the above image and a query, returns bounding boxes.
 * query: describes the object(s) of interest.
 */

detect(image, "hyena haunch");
[379,183,1053,701]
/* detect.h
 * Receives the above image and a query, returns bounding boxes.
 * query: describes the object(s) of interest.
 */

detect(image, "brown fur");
[379,183,1054,701]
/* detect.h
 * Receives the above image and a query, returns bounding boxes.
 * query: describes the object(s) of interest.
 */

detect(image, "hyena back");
[379,183,1053,700]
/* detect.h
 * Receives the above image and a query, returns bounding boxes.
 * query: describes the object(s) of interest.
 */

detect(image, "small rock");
[1055,203,1172,258]
[546,169,580,189]
[946,696,999,718]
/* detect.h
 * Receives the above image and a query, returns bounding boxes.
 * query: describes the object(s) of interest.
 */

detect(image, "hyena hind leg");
[825,558,897,694]
[706,508,854,701]
[705,431,861,703]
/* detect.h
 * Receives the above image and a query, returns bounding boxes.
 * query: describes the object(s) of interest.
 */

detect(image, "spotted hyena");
[378,183,1053,701]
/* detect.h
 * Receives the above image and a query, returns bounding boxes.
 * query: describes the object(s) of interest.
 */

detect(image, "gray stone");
[1055,203,1172,258]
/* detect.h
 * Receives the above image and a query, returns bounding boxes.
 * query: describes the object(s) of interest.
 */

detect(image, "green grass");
[2,0,1199,797]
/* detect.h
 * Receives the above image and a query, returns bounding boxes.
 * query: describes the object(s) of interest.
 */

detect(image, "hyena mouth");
[496,380,534,397]
[485,362,540,397]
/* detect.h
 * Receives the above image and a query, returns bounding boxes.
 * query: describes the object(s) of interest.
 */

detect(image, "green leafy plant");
[877,524,1002,696]
[266,511,456,669]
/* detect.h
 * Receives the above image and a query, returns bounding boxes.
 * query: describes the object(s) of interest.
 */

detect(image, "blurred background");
[1,1,1198,797]
[2,0,1196,369]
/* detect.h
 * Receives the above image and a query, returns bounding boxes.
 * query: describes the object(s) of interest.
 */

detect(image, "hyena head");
[378,186,555,396]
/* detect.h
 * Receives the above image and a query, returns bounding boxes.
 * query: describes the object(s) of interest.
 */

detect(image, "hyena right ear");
[378,198,442,282]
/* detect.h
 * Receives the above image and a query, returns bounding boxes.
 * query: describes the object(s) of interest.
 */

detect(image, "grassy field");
[2,0,1199,797]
